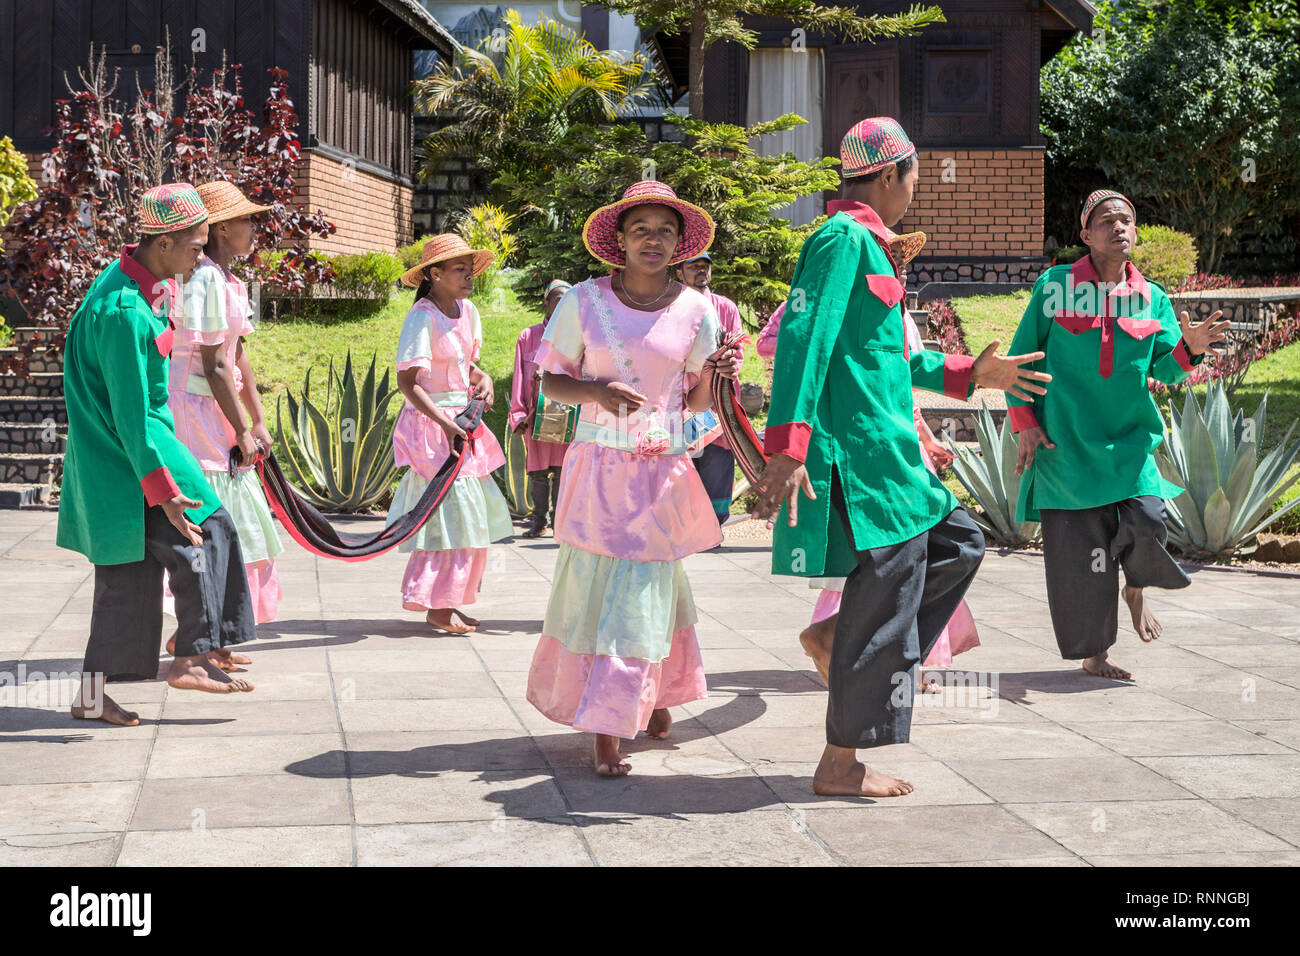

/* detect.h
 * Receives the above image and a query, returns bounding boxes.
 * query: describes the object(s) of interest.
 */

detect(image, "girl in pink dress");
[757,232,979,686]
[387,235,513,634]
[166,181,282,659]
[525,181,743,776]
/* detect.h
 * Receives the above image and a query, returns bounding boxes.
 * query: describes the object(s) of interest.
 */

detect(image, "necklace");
[615,271,675,309]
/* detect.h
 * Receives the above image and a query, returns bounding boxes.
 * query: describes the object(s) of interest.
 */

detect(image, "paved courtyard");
[2,508,1299,866]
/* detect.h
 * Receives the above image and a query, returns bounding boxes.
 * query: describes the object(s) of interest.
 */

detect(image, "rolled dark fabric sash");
[710,332,768,486]
[240,398,490,561]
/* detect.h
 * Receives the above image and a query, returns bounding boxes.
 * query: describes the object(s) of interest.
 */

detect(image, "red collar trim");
[1070,254,1150,301]
[826,200,894,246]
[120,244,177,313]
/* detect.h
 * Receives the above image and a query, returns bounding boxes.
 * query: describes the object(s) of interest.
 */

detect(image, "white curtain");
[746,47,825,226]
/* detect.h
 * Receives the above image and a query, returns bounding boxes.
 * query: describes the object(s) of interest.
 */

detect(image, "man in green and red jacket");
[58,183,257,726]
[752,117,1051,797]
[1007,190,1228,679]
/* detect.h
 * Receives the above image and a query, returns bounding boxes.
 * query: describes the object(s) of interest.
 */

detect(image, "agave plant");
[947,404,1041,548]
[1156,382,1300,558]
[276,351,400,512]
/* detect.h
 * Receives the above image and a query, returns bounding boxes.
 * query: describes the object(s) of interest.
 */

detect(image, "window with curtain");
[746,47,826,227]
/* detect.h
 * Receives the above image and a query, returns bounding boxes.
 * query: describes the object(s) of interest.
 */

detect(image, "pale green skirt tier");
[201,468,284,564]
[387,471,514,553]
[542,543,698,662]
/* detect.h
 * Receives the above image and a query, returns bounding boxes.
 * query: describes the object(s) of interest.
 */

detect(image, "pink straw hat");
[582,180,715,268]
[400,234,496,288]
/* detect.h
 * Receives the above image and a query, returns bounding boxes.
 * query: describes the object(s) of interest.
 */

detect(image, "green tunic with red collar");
[57,247,219,566]
[764,200,976,578]
[1005,255,1202,522]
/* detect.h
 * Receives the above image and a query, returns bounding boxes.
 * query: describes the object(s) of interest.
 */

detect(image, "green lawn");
[950,290,1030,357]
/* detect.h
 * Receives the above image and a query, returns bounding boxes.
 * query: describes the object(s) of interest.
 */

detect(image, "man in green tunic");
[752,118,1051,797]
[58,183,256,727]
[1008,189,1228,679]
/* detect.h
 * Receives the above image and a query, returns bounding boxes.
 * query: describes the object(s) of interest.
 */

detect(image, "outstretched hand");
[971,340,1051,402]
[750,453,816,528]
[1179,309,1231,356]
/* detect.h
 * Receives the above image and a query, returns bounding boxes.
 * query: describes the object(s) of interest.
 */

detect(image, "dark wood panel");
[124,0,156,52]
[92,0,126,52]
[11,1,49,142]
[823,46,900,162]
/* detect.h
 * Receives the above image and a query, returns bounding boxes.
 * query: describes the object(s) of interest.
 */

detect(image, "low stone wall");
[1168,289,1300,335]
[909,257,1049,286]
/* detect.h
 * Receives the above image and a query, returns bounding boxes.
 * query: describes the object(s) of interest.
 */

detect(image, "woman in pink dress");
[525,181,743,776]
[757,231,979,687]
[386,235,513,634]
[166,181,283,663]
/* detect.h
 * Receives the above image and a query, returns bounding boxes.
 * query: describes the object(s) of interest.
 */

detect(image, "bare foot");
[812,744,914,797]
[71,694,140,727]
[166,655,255,694]
[165,631,177,655]
[1082,652,1132,680]
[452,608,480,628]
[799,616,835,684]
[209,648,253,671]
[1123,585,1163,642]
[646,708,672,740]
[593,734,631,776]
[919,670,943,694]
[426,608,474,634]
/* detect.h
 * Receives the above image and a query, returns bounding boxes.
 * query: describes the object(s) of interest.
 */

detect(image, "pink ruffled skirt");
[527,626,708,739]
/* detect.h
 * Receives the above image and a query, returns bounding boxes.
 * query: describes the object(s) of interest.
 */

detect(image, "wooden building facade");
[0,0,455,254]
[654,0,1096,285]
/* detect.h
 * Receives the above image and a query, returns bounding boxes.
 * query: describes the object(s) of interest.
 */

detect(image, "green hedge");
[1132,225,1198,288]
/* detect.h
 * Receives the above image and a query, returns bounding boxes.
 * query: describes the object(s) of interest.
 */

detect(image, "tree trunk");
[688,4,707,119]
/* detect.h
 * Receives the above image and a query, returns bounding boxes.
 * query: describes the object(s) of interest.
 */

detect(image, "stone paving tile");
[0,832,121,866]
[3,509,1299,866]
[1207,797,1300,845]
[578,811,834,866]
[1133,754,1300,799]
[119,825,353,867]
[129,774,352,830]
[0,781,140,836]
[1005,799,1292,857]
[356,820,592,866]
[1070,719,1294,757]
[946,755,1195,804]
[350,770,567,824]
[803,804,1077,865]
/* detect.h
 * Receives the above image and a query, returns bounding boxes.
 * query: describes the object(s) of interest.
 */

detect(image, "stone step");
[0,452,63,486]
[4,326,62,348]
[0,482,51,508]
[0,396,67,424]
[0,346,63,374]
[0,421,67,455]
[0,371,63,398]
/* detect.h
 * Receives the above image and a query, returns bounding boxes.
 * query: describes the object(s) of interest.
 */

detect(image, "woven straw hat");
[582,180,714,268]
[196,180,273,225]
[139,183,208,236]
[887,230,926,265]
[400,234,496,288]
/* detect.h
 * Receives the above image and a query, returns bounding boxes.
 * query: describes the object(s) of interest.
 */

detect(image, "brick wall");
[293,151,413,255]
[901,148,1044,258]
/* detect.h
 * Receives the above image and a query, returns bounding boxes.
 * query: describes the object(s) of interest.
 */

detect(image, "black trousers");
[84,505,255,680]
[827,474,986,749]
[692,442,735,525]
[526,466,562,527]
[1040,496,1190,660]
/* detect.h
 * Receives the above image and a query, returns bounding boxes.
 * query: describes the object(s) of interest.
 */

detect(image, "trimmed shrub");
[1132,224,1198,288]
[1054,245,1087,264]
[327,251,404,301]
